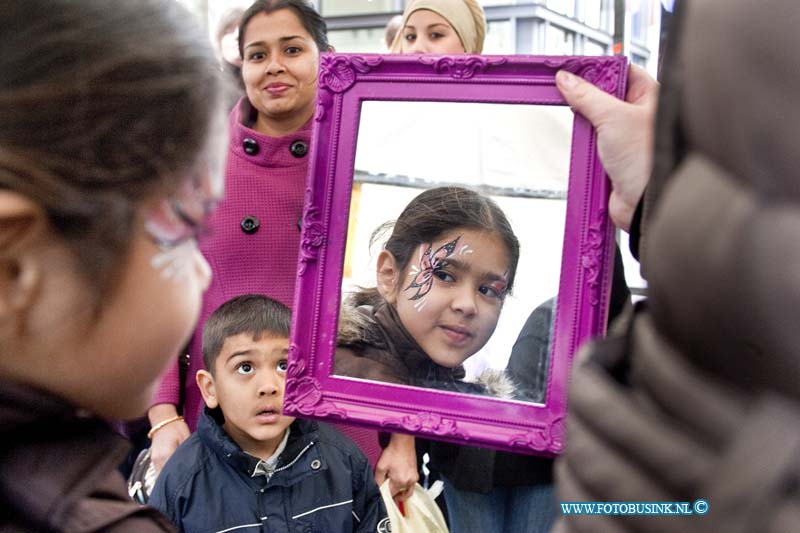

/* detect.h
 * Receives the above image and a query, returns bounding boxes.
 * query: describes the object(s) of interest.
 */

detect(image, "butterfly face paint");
[393,228,511,369]
[150,240,198,282]
[405,236,461,303]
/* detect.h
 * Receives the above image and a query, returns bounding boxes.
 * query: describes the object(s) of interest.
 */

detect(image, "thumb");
[556,70,620,127]
[374,467,388,485]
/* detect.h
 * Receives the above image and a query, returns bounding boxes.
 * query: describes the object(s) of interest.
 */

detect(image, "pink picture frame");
[285,53,627,456]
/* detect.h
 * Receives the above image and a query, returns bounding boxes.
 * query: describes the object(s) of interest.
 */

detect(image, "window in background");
[545,24,575,55]
[582,0,608,30]
[584,38,607,55]
[631,54,647,68]
[484,20,514,55]
[328,27,388,53]
[631,0,647,41]
[546,0,576,18]
[320,0,395,17]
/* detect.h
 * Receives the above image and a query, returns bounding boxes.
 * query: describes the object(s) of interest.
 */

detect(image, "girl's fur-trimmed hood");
[337,300,519,399]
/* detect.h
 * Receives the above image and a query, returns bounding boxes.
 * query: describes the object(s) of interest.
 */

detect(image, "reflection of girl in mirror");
[337,186,519,390]
[389,0,486,54]
[335,187,520,499]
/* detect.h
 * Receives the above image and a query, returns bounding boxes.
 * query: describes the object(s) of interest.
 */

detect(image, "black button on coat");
[290,140,308,158]
[243,138,259,155]
[240,215,259,234]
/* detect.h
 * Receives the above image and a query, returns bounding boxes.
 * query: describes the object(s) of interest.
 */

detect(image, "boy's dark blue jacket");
[149,408,387,533]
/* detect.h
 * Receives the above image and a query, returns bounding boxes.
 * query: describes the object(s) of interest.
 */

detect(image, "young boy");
[149,294,387,532]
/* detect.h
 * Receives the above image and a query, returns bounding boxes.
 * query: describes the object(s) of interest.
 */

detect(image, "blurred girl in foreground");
[0,0,225,530]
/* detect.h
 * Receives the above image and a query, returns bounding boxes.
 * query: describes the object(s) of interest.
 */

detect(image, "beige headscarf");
[389,0,486,54]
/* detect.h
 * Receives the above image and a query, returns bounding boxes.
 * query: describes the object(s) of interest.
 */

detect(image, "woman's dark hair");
[238,0,329,57]
[353,186,521,307]
[0,0,224,293]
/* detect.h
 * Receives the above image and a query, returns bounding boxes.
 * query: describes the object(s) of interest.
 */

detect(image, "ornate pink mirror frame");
[285,53,627,456]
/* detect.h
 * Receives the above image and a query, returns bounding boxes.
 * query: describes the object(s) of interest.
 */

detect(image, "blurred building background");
[177,0,667,78]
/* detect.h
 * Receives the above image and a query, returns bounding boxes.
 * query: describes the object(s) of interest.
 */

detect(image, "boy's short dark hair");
[202,294,291,372]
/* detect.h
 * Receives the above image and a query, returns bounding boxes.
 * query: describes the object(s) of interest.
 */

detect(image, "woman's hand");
[374,433,419,502]
[556,64,659,232]
[147,403,190,472]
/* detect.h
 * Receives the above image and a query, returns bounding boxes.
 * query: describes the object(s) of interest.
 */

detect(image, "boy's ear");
[0,191,46,332]
[196,369,219,409]
[376,250,401,305]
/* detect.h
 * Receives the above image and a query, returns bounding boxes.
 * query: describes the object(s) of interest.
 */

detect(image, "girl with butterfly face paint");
[335,187,520,501]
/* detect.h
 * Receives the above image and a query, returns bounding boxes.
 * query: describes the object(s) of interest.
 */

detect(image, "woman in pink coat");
[147,0,381,474]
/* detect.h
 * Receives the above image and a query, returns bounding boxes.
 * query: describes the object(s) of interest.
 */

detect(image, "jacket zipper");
[274,440,315,474]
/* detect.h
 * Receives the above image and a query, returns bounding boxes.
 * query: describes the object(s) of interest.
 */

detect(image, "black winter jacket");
[149,409,387,533]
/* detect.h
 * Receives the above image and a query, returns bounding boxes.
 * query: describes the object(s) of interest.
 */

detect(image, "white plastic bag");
[379,480,449,533]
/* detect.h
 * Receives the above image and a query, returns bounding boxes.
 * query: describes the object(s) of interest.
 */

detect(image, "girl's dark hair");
[238,0,329,57]
[0,0,224,292]
[353,187,521,307]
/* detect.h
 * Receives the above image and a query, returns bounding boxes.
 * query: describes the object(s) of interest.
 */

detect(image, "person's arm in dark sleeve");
[352,452,388,532]
[148,465,180,530]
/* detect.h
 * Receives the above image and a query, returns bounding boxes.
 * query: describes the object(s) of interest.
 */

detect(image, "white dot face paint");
[393,229,511,368]
[150,240,197,282]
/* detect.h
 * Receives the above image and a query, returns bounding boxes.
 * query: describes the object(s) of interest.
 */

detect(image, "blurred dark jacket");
[555,1,800,531]
[0,380,174,532]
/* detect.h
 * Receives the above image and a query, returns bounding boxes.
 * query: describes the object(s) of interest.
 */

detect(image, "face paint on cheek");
[150,241,196,281]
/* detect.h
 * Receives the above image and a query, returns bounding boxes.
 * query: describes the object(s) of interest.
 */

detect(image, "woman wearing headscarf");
[389,0,486,54]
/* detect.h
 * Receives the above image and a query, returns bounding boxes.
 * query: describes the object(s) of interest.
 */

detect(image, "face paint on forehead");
[458,243,473,256]
[150,240,196,282]
[403,235,461,302]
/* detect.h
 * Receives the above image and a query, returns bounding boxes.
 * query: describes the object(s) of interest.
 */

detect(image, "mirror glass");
[335,100,574,404]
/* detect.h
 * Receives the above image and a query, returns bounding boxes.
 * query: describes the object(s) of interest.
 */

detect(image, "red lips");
[264,82,290,95]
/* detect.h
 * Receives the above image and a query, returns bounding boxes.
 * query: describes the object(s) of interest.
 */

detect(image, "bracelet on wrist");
[147,415,184,439]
